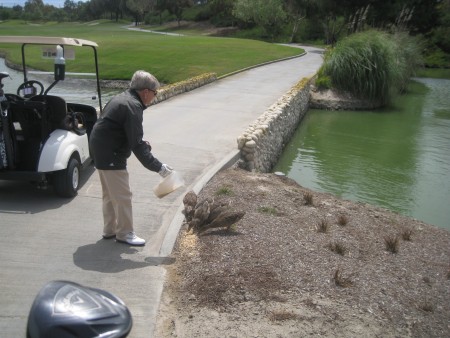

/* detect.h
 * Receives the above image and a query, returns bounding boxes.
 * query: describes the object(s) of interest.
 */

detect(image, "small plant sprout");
[316,219,330,233]
[419,301,434,313]
[337,214,349,226]
[268,310,300,322]
[401,228,413,241]
[333,269,354,288]
[216,185,233,196]
[384,235,400,253]
[257,206,278,215]
[329,242,347,256]
[304,191,314,205]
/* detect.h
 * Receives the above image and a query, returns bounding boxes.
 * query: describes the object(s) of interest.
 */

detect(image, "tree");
[63,0,77,21]
[127,0,156,25]
[233,0,287,40]
[159,0,193,26]
[74,1,95,21]
[103,0,127,22]
[311,0,371,45]
[23,0,45,20]
[89,0,108,20]
[284,0,316,42]
[209,0,236,26]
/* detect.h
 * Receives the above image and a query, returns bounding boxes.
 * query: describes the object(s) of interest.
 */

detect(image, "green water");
[274,78,450,230]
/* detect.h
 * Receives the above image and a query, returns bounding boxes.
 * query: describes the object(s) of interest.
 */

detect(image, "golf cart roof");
[0,36,98,47]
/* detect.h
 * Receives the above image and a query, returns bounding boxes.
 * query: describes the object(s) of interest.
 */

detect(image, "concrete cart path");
[0,46,323,338]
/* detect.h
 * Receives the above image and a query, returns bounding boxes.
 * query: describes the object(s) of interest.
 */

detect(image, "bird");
[183,190,197,208]
[182,191,198,223]
[205,200,231,224]
[196,210,246,234]
[187,198,211,232]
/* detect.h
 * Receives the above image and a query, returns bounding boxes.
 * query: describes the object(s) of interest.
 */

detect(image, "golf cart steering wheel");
[17,80,44,98]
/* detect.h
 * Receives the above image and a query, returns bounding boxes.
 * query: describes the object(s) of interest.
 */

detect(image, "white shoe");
[116,232,146,246]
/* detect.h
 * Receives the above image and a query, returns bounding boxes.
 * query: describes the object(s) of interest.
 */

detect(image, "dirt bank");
[155,167,450,338]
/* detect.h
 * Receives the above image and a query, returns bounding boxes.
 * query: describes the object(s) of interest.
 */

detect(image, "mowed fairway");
[0,20,304,84]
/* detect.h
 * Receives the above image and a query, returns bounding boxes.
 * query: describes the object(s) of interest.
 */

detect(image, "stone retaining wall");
[152,73,217,105]
[237,78,312,172]
[101,72,217,105]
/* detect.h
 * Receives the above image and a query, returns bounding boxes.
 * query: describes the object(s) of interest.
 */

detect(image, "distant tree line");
[1,0,449,66]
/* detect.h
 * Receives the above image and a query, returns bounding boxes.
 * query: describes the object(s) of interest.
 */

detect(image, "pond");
[274,78,450,231]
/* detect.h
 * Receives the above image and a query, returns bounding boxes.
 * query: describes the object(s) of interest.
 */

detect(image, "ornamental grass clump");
[384,234,400,253]
[316,219,330,233]
[329,242,347,256]
[304,191,314,206]
[320,30,422,105]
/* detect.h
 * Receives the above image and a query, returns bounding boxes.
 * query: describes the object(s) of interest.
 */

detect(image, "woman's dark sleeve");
[133,140,163,172]
[125,101,163,172]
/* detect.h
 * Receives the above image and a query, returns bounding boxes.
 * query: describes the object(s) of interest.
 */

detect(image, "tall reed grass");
[320,30,422,105]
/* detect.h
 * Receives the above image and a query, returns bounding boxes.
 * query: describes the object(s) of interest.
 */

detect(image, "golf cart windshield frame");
[0,36,103,113]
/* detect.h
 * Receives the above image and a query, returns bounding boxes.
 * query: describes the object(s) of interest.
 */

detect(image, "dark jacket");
[89,89,162,172]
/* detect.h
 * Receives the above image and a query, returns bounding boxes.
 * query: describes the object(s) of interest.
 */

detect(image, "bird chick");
[182,191,198,223]
[183,190,197,208]
[187,218,200,233]
[182,205,195,223]
[190,198,211,231]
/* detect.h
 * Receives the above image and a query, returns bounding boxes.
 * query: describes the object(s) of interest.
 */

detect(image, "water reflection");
[274,79,450,230]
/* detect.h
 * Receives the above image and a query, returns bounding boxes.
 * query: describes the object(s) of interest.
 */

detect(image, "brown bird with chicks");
[182,191,245,234]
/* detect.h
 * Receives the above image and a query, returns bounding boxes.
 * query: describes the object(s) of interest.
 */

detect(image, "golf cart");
[0,36,102,197]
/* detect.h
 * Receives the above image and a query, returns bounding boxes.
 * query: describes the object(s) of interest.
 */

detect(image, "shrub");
[314,76,331,90]
[320,30,422,105]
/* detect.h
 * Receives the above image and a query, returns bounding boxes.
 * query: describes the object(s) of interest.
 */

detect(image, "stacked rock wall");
[152,73,217,105]
[237,78,312,173]
[100,72,218,106]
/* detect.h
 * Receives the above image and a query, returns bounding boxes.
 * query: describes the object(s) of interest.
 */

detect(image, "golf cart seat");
[29,95,68,132]
[8,98,47,140]
[7,98,48,170]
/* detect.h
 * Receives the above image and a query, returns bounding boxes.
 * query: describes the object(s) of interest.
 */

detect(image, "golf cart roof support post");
[21,44,27,82]
[91,45,102,114]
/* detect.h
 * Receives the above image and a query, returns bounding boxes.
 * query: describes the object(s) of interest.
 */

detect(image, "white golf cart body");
[0,36,102,197]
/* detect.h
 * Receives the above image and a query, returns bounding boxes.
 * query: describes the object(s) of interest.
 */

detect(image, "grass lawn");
[0,20,304,84]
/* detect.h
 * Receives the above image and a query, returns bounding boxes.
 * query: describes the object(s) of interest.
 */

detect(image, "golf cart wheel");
[54,156,80,198]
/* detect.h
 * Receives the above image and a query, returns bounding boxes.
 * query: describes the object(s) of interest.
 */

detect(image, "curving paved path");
[0,46,323,337]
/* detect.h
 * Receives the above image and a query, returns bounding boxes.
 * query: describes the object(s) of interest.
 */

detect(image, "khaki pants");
[98,169,133,238]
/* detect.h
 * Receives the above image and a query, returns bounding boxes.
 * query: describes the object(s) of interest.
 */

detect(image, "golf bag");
[0,76,16,170]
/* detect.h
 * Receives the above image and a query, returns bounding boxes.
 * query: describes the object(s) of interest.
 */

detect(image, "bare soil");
[155,167,450,337]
